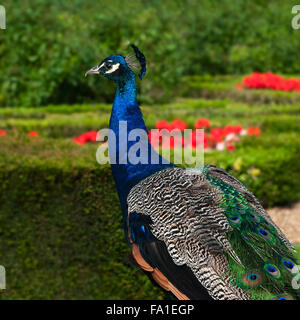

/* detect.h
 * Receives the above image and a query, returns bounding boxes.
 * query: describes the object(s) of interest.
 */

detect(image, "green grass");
[0,77,299,299]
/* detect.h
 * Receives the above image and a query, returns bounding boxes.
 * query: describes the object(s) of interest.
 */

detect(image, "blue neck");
[109,71,174,212]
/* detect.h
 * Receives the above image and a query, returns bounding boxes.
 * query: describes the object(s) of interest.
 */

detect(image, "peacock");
[85,45,300,300]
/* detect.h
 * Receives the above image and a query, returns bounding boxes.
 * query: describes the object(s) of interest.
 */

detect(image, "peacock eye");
[105,62,112,69]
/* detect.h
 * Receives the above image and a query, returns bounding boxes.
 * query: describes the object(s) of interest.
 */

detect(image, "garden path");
[268,202,300,244]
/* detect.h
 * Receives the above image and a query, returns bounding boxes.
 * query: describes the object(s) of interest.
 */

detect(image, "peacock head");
[85,44,146,83]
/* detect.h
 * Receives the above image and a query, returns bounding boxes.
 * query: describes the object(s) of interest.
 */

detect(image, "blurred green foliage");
[0,0,300,106]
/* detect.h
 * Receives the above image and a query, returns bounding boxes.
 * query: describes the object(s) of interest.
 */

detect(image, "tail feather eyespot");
[272,294,293,300]
[249,213,260,222]
[228,215,241,226]
[257,227,273,241]
[242,271,262,287]
[281,258,299,275]
[264,263,281,279]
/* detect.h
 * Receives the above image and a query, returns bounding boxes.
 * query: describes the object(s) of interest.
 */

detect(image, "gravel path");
[267,202,300,244]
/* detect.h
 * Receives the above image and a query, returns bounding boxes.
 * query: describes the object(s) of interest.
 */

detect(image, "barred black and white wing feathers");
[127,166,300,300]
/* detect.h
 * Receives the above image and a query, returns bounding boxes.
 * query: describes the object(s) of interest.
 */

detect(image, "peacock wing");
[127,166,300,300]
[127,167,247,299]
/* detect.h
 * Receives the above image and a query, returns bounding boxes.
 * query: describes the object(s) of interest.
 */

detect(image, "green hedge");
[0,155,163,299]
[1,98,300,138]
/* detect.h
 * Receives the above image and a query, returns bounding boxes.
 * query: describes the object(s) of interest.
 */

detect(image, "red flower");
[155,120,171,131]
[186,130,208,149]
[235,84,243,90]
[148,130,161,145]
[210,128,224,142]
[238,72,300,93]
[233,125,244,134]
[28,131,39,137]
[0,130,6,136]
[73,137,86,145]
[161,135,183,149]
[224,125,235,136]
[82,131,98,142]
[194,118,210,129]
[170,119,188,132]
[227,143,235,152]
[73,131,99,145]
[247,127,261,136]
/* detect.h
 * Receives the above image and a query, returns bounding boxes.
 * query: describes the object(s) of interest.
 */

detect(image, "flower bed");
[149,119,260,152]
[70,119,260,153]
[236,72,300,93]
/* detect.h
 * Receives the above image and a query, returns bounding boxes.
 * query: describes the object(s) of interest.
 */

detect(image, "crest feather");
[125,44,146,80]
[125,54,139,71]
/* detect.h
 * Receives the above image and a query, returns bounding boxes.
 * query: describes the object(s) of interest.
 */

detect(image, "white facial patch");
[105,62,120,74]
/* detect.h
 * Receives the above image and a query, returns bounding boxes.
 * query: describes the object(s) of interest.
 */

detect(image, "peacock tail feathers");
[204,166,300,300]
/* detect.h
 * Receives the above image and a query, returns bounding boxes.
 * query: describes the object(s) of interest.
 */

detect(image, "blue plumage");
[86,52,173,213]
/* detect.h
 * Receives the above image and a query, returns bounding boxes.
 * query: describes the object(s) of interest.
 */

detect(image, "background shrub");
[0,0,300,106]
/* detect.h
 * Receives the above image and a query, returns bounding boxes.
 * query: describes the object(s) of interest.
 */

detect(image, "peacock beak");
[85,63,104,77]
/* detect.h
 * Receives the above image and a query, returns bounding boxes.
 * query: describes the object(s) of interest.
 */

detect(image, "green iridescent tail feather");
[205,168,300,300]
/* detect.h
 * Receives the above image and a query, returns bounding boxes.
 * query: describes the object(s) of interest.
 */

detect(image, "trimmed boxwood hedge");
[0,163,163,299]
